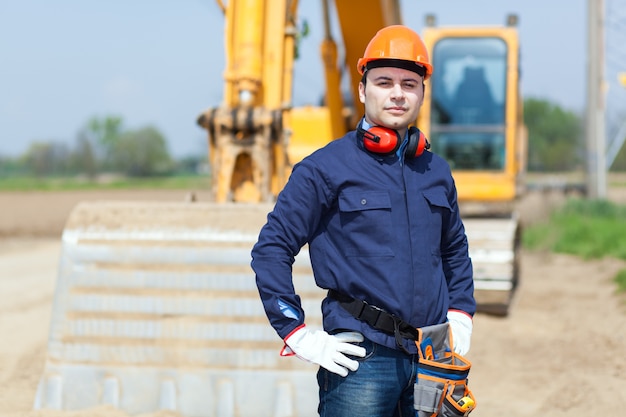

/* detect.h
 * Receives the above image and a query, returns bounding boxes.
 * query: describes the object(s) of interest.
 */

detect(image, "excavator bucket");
[34,201,325,417]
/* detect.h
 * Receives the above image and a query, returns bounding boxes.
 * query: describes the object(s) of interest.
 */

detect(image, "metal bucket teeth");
[35,201,324,416]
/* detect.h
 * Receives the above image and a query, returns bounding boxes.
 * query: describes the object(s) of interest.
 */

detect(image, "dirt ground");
[0,186,625,417]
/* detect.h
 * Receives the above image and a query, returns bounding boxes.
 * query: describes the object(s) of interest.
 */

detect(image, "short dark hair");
[365,59,426,77]
[360,62,426,90]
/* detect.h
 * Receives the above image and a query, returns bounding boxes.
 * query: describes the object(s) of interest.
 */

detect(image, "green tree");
[0,156,27,177]
[176,154,207,175]
[110,126,174,176]
[85,115,123,169]
[22,141,71,177]
[69,132,98,178]
[523,98,583,171]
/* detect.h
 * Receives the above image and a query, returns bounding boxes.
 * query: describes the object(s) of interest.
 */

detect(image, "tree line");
[523,98,626,171]
[0,116,205,179]
[1,98,625,179]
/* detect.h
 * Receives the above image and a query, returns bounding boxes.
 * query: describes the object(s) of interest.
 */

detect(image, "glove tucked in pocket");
[413,323,476,417]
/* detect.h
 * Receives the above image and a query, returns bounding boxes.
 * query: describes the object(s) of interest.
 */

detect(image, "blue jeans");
[317,338,418,417]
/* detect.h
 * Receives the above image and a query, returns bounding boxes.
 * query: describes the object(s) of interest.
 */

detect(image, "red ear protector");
[357,122,430,158]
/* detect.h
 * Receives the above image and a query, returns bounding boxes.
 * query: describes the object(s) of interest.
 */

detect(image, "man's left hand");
[447,310,473,356]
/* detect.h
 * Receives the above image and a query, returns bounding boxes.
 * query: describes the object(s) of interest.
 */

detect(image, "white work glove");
[447,310,473,356]
[281,326,366,377]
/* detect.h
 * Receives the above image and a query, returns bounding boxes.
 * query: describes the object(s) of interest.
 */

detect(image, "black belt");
[328,289,418,353]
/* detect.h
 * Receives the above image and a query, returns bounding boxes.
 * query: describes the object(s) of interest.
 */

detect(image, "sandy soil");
[0,188,625,417]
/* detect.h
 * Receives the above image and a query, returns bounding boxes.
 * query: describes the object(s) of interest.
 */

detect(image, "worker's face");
[358,66,424,137]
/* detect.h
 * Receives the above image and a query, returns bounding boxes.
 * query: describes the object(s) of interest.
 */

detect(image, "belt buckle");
[359,302,384,327]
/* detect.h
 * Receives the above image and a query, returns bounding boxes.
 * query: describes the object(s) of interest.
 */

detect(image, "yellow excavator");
[34,1,525,416]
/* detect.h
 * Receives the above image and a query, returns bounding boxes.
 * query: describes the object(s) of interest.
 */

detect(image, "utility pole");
[586,0,607,198]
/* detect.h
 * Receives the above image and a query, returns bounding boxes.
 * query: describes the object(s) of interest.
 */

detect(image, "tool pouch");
[413,323,476,417]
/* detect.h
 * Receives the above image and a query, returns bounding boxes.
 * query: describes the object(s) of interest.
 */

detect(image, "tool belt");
[328,290,476,416]
[414,323,476,416]
[328,289,418,352]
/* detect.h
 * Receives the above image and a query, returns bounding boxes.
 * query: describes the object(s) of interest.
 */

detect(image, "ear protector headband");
[357,121,430,158]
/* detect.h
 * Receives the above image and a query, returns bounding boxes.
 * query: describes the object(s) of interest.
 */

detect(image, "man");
[251,25,475,417]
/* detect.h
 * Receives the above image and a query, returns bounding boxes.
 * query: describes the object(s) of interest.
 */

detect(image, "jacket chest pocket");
[421,190,452,253]
[338,191,394,257]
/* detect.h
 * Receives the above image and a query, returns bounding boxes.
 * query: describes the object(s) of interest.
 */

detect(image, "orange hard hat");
[357,25,432,80]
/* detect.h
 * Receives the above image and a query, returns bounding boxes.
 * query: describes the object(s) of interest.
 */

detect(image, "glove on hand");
[447,310,473,356]
[282,326,366,377]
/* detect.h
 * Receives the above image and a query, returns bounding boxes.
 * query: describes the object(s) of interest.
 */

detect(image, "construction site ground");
[1,180,625,417]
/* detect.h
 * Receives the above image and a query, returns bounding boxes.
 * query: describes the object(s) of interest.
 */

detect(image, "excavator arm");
[198,0,297,202]
[198,0,402,203]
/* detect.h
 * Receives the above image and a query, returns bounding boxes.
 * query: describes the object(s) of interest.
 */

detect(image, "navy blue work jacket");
[251,129,475,354]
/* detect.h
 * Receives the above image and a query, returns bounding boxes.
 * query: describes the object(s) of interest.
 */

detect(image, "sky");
[0,0,588,159]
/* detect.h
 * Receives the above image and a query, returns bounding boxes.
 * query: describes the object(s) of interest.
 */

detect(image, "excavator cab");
[430,38,507,170]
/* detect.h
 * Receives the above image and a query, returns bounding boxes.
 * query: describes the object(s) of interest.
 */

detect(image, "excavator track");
[464,215,520,316]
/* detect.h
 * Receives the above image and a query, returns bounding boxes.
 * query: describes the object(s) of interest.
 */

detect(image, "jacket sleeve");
[441,177,476,316]
[250,158,333,339]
